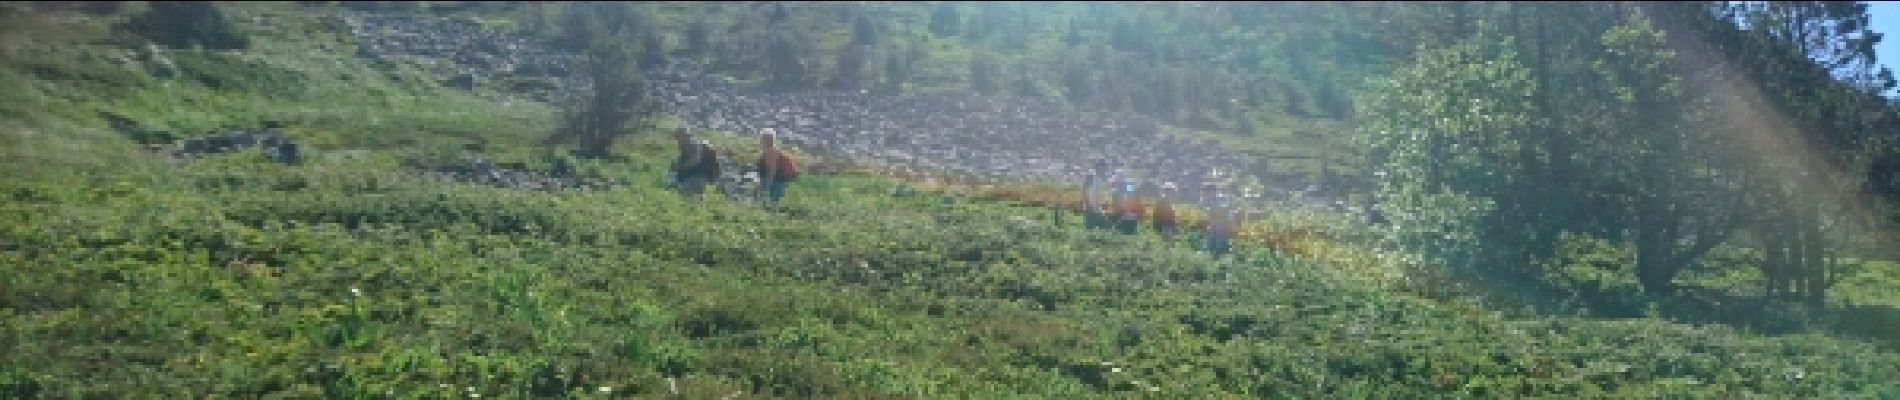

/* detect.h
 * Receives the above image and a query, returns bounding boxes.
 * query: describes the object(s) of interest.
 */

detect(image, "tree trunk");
[1761,218,1789,299]
[1634,196,1675,294]
[1800,202,1827,306]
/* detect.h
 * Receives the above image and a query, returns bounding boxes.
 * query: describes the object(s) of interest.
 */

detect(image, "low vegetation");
[3,1,1898,398]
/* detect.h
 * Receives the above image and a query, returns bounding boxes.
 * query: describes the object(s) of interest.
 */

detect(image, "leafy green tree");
[1357,29,1539,274]
[544,12,663,158]
[554,40,662,158]
[1609,1,1900,304]
[1590,12,1740,294]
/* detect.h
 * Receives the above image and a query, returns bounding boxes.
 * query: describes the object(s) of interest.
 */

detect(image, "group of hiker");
[1080,159,1238,255]
[668,127,798,206]
[666,127,1238,256]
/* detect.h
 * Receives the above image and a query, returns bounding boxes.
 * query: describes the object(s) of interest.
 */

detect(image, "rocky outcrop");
[341,12,582,104]
[410,154,617,192]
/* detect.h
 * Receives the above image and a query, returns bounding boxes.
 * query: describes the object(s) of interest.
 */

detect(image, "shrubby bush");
[117,1,249,50]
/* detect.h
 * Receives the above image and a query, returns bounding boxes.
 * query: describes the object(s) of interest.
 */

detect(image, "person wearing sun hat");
[755,128,798,206]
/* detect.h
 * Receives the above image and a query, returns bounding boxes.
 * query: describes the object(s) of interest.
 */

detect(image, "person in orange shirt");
[1152,182,1179,242]
[755,128,798,206]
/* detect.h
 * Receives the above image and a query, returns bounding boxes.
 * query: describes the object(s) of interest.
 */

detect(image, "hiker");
[669,128,696,189]
[756,128,797,206]
[1116,178,1145,235]
[1201,181,1235,256]
[1104,168,1131,231]
[1153,182,1179,242]
[671,129,717,200]
[1082,159,1108,229]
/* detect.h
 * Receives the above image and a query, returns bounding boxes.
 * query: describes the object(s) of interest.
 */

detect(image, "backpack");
[760,152,798,181]
[1153,201,1176,225]
[1120,198,1145,221]
[698,146,723,177]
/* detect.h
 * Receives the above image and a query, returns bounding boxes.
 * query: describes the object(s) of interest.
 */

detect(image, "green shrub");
[117,1,250,50]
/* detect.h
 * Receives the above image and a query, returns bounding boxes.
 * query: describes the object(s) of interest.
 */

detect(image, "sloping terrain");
[3,2,1899,398]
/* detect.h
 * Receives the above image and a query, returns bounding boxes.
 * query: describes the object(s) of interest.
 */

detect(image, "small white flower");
[598,386,613,393]
[1110,367,1122,373]
[350,287,362,296]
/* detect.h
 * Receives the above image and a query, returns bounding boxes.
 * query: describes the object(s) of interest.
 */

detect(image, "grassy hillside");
[4,2,1900,398]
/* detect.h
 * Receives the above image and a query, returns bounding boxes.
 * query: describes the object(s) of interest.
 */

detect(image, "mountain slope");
[3,2,1900,398]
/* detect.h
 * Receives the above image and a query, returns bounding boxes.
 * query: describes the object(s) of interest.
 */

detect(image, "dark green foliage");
[543,3,664,158]
[117,1,249,50]
[547,39,661,158]
[1343,1,1900,322]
